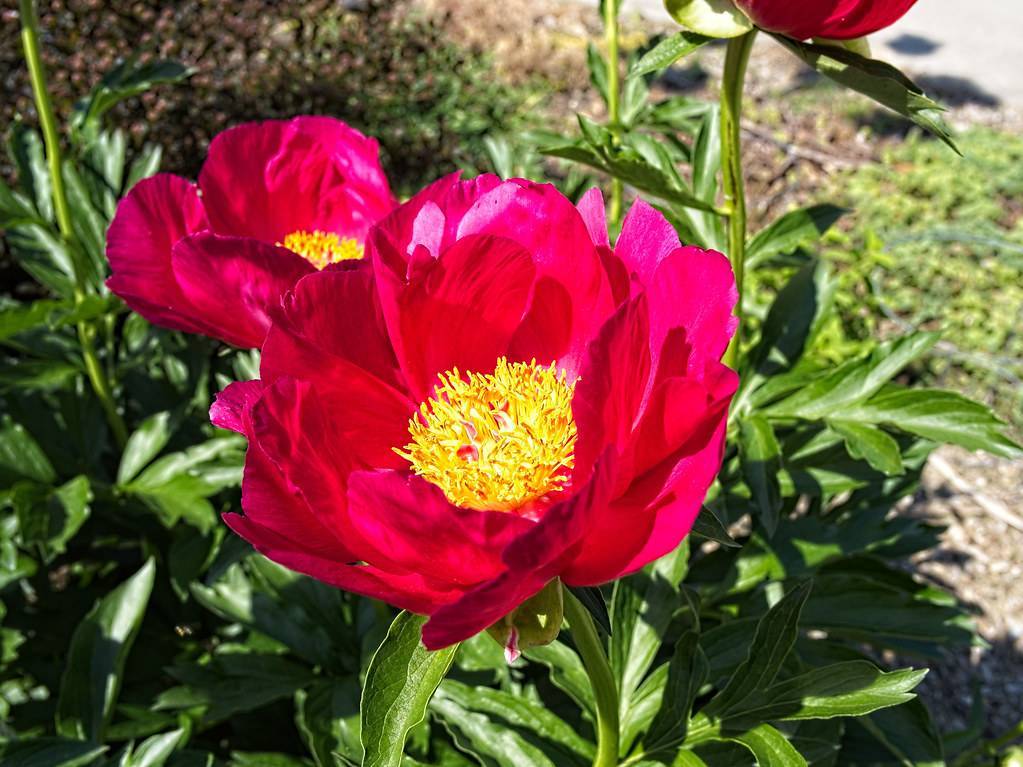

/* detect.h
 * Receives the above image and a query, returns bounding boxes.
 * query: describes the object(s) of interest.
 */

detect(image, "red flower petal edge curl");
[212,175,739,649]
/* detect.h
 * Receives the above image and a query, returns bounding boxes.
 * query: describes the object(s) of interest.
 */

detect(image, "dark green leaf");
[567,586,611,636]
[523,641,593,716]
[125,729,188,767]
[766,333,940,420]
[739,415,783,535]
[8,124,53,221]
[587,43,609,106]
[646,631,708,750]
[74,59,193,139]
[360,611,458,767]
[118,411,175,484]
[0,416,57,485]
[841,388,1022,458]
[729,724,808,767]
[125,144,163,191]
[690,506,740,548]
[746,206,846,268]
[56,559,156,741]
[295,678,363,766]
[0,738,107,767]
[704,580,812,717]
[629,31,712,78]
[0,181,44,229]
[829,420,904,476]
[773,37,957,151]
[430,694,556,767]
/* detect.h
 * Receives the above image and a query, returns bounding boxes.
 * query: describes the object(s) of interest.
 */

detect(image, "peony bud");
[487,580,564,663]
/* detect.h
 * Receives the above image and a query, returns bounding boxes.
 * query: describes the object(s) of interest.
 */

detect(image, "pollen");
[278,229,364,269]
[396,358,578,513]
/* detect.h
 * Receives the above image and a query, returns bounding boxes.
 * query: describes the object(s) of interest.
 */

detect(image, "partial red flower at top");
[211,173,739,652]
[733,0,917,40]
[105,116,397,348]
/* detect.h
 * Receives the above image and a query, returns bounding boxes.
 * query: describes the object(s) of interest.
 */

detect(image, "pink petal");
[576,187,609,248]
[379,233,536,398]
[614,198,681,291]
[199,116,396,244]
[346,470,534,586]
[170,232,314,349]
[421,452,615,649]
[105,173,209,333]
[210,379,264,434]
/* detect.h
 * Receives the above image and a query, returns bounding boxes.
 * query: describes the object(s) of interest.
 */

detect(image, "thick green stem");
[720,31,756,371]
[19,0,127,448]
[565,590,619,767]
[603,0,623,227]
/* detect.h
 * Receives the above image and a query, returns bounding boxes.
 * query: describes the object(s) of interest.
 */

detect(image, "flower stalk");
[565,589,619,767]
[720,30,756,371]
[19,0,127,447]
[604,0,623,227]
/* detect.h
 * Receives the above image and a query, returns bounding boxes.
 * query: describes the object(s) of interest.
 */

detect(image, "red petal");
[105,173,209,333]
[170,232,314,348]
[199,117,395,244]
[346,470,534,586]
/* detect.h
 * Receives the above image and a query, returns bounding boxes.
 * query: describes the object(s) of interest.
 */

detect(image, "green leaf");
[0,416,57,485]
[0,181,44,229]
[46,475,93,556]
[704,580,812,717]
[773,37,957,151]
[739,415,783,535]
[829,420,904,476]
[0,299,67,342]
[296,679,363,766]
[587,43,609,106]
[664,0,752,37]
[646,631,708,750]
[435,680,594,763]
[746,205,847,268]
[8,124,53,221]
[725,661,924,727]
[155,652,315,726]
[360,612,458,767]
[611,543,689,714]
[125,729,188,767]
[118,411,175,484]
[629,31,713,78]
[566,586,611,636]
[125,144,163,191]
[852,698,945,767]
[729,724,808,767]
[62,160,109,287]
[4,223,77,297]
[690,506,740,548]
[430,694,556,767]
[56,558,156,741]
[766,333,940,420]
[841,389,1022,459]
[74,59,192,140]
[0,738,107,767]
[524,641,594,716]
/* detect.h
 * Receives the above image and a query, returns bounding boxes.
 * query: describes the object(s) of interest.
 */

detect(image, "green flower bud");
[487,579,564,663]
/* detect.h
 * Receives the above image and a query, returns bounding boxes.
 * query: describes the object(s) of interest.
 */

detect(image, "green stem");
[565,590,619,767]
[952,718,1023,767]
[603,0,623,227]
[720,31,756,371]
[19,0,127,448]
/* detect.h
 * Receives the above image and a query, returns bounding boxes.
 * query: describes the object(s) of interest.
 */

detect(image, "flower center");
[278,229,364,269]
[396,358,578,513]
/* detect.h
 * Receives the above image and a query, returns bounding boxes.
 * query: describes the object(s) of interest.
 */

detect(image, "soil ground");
[416,0,1023,739]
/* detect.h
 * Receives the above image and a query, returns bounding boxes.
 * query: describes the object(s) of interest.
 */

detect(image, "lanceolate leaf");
[739,416,783,536]
[645,631,708,750]
[567,585,611,636]
[829,420,905,476]
[629,31,713,78]
[746,205,847,268]
[773,36,958,151]
[704,580,812,717]
[0,738,107,767]
[56,559,156,742]
[361,612,458,767]
[691,506,740,548]
[730,724,808,767]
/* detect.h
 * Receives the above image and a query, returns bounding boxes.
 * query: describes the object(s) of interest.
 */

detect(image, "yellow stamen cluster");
[397,358,578,513]
[278,229,364,269]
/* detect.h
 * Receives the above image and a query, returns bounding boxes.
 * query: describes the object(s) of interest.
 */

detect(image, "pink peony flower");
[106,116,396,348]
[733,0,917,40]
[211,174,738,649]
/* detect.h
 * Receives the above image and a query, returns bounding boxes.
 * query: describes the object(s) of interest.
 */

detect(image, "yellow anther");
[278,229,364,269]
[396,358,578,513]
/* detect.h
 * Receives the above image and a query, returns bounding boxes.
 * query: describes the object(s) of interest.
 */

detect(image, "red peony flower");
[733,0,917,40]
[211,174,738,650]
[106,117,396,348]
